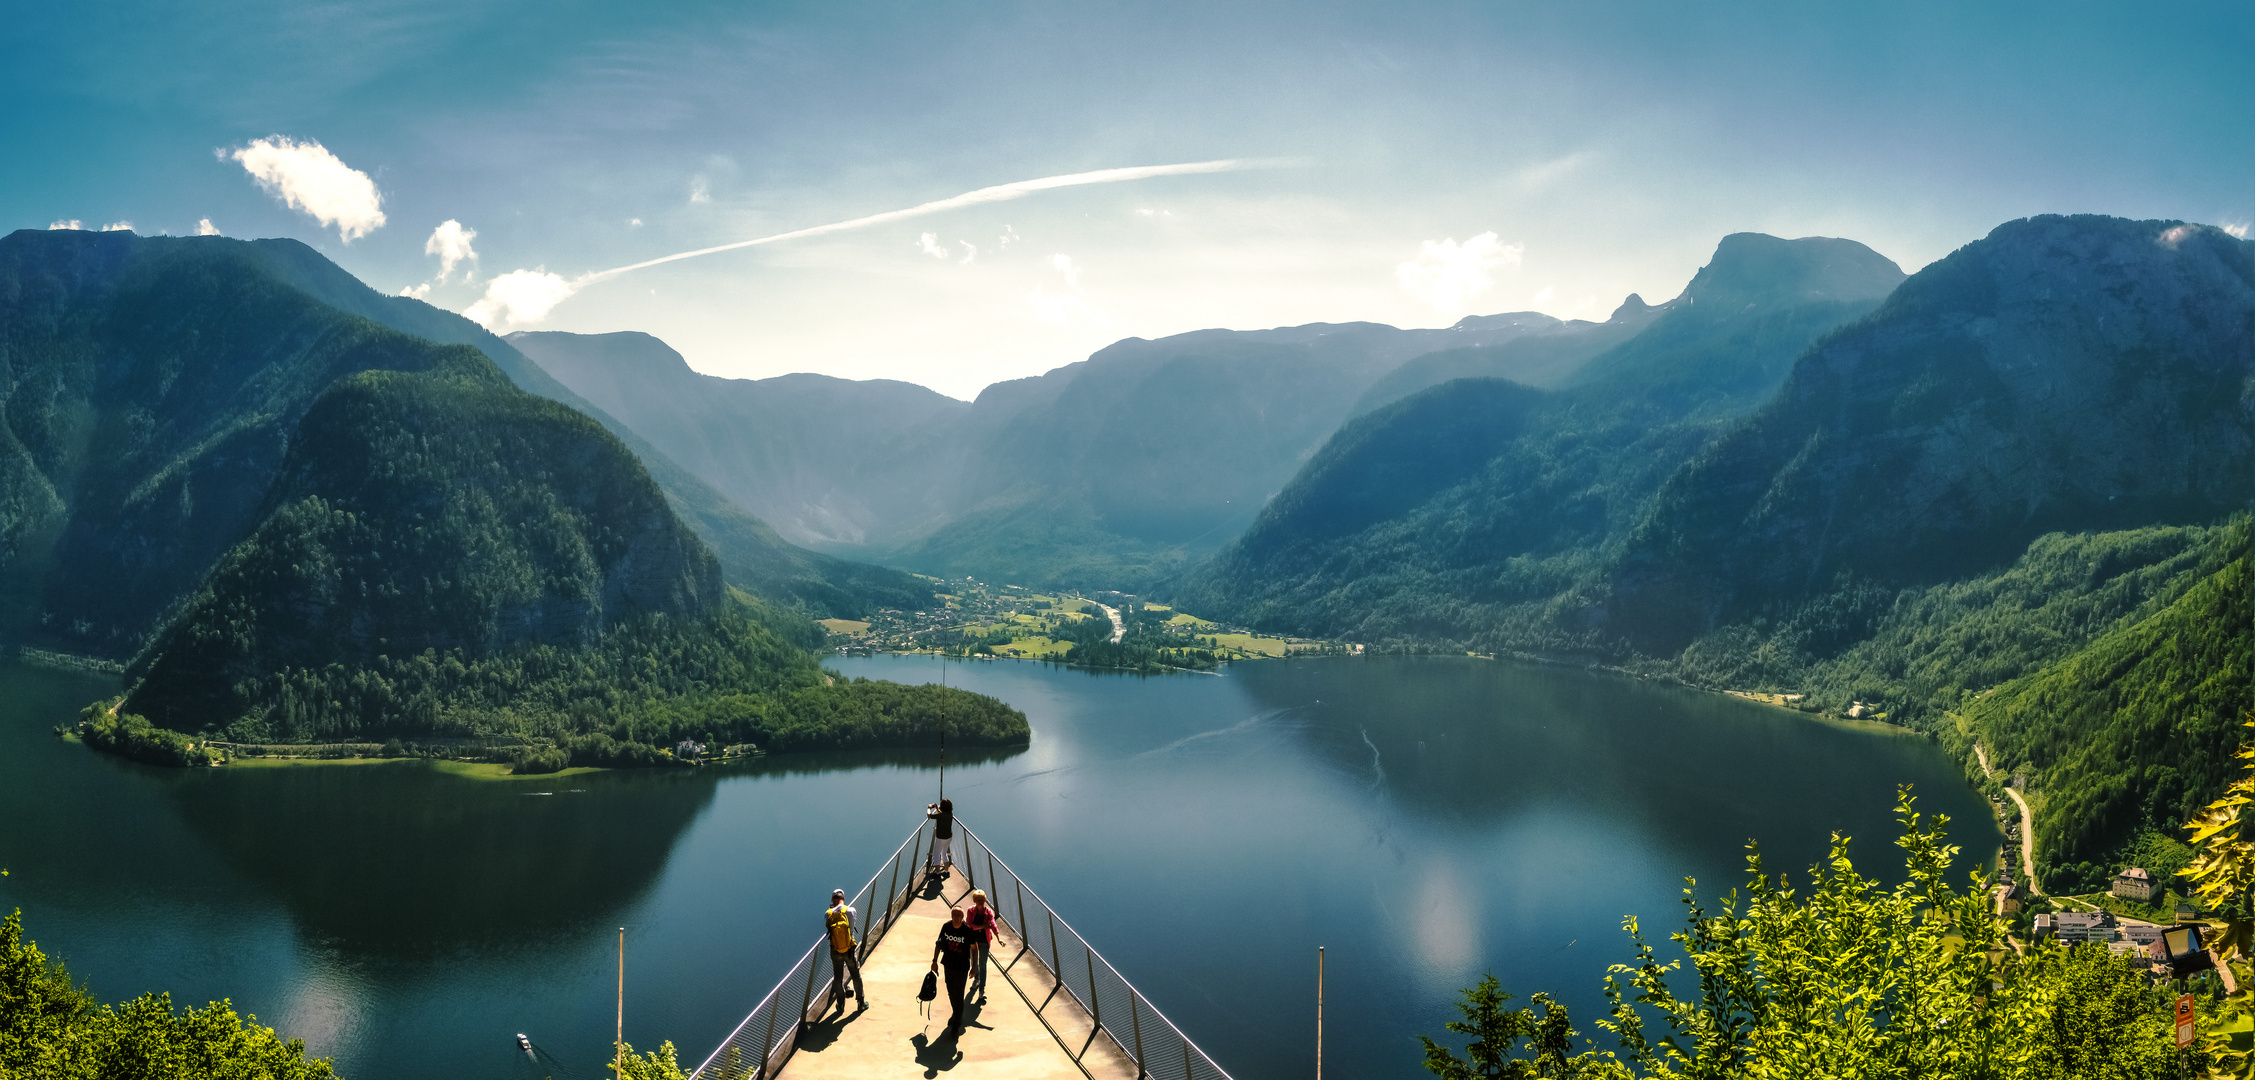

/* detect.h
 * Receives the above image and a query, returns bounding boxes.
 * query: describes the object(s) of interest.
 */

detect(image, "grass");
[819,618,871,634]
[1205,632,1309,658]
[219,756,607,781]
[1166,612,1220,630]
[431,760,608,782]
[991,636,1073,658]
[222,755,418,770]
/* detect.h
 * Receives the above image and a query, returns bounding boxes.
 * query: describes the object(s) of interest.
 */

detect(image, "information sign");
[2178,992,2197,1049]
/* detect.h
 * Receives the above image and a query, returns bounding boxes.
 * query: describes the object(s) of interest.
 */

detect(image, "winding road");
[1093,602,1125,644]
[1975,743,2041,895]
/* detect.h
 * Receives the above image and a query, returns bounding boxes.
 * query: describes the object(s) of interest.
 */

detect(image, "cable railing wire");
[688,816,1234,1080]
[688,820,927,1080]
[955,822,1237,1080]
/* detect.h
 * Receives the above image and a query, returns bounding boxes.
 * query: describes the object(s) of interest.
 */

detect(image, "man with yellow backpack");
[824,889,866,1013]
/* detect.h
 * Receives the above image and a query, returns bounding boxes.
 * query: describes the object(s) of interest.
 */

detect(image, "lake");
[0,653,1993,1079]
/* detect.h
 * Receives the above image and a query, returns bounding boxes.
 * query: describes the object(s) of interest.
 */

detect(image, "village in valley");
[817,575,1353,670]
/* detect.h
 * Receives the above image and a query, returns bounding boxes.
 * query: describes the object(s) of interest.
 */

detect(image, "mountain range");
[508,306,1643,588]
[10,212,2246,884]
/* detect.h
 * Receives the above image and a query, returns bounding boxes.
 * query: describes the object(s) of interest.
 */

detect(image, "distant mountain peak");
[1679,232,1906,311]
[1608,293,1651,321]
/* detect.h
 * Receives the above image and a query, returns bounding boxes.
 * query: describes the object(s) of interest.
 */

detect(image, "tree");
[2181,718,2255,1078]
[1420,976,1618,1079]
[1422,787,2201,1078]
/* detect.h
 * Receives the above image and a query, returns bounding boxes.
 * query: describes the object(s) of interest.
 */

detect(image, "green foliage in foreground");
[1420,791,2205,1079]
[0,909,335,1079]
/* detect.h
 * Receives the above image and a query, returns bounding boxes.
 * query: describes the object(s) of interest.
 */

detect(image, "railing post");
[1049,909,1063,985]
[755,998,780,1080]
[1086,947,1103,1031]
[1182,1030,1194,1080]
[884,852,902,942]
[1130,992,1147,1079]
[1015,874,1028,955]
[987,848,998,911]
[964,837,979,893]
[797,950,819,1036]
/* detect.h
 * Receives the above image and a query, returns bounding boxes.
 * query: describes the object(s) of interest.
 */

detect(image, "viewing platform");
[690,821,1233,1080]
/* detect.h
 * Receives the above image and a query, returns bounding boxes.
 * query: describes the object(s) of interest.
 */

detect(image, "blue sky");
[6,0,2249,397]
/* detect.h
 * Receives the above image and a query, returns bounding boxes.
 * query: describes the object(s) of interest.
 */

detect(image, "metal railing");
[688,819,930,1080]
[687,816,1235,1080]
[952,822,1237,1080]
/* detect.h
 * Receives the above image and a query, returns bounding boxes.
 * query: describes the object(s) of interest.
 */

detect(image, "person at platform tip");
[925,797,954,883]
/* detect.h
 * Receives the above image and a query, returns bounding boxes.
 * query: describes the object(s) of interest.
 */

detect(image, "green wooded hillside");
[1955,534,2249,892]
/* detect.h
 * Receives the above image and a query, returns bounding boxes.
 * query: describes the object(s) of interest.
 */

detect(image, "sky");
[5,0,2250,400]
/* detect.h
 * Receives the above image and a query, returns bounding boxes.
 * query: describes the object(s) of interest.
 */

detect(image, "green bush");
[0,909,336,1079]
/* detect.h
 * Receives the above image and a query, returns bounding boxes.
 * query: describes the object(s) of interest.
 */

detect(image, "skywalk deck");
[779,866,1135,1079]
[689,820,1232,1080]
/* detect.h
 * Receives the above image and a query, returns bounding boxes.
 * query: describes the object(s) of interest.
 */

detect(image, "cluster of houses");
[2022,866,2204,982]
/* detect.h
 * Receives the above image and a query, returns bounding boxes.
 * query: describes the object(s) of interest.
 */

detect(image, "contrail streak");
[582,158,1278,283]
[460,157,1297,329]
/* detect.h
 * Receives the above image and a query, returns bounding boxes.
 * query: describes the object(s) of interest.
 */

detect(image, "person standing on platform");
[930,906,978,1034]
[823,889,864,1012]
[964,889,997,1003]
[925,798,954,885]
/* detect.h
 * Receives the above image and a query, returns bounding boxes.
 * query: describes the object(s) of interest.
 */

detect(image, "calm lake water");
[0,654,1993,1079]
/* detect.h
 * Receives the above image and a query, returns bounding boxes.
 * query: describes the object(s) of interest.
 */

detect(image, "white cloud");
[400,283,431,299]
[424,220,478,281]
[689,177,711,204]
[463,269,576,329]
[629,217,643,227]
[195,218,221,236]
[959,240,978,265]
[2224,222,2250,239]
[47,219,83,230]
[226,136,386,242]
[918,232,949,259]
[2158,225,2195,248]
[997,225,1020,249]
[1396,232,1523,314]
[100,221,133,232]
[1051,253,1080,290]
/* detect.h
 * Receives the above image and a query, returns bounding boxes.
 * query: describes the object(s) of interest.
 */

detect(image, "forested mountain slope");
[1176,232,1905,641]
[1183,215,2252,881]
[1953,522,2248,891]
[1605,216,2254,653]
[0,228,1017,762]
[231,240,931,616]
[0,229,500,658]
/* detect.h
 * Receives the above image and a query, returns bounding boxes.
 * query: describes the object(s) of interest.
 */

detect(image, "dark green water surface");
[0,654,1992,1079]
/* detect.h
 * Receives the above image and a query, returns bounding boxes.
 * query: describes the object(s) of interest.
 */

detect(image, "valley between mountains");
[4,213,2247,895]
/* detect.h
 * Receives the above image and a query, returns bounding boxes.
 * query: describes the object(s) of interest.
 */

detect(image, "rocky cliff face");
[1606,216,2255,652]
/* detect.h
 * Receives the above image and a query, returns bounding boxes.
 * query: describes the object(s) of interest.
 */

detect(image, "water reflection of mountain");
[1232,656,1991,879]
[159,762,719,953]
[157,744,1026,954]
